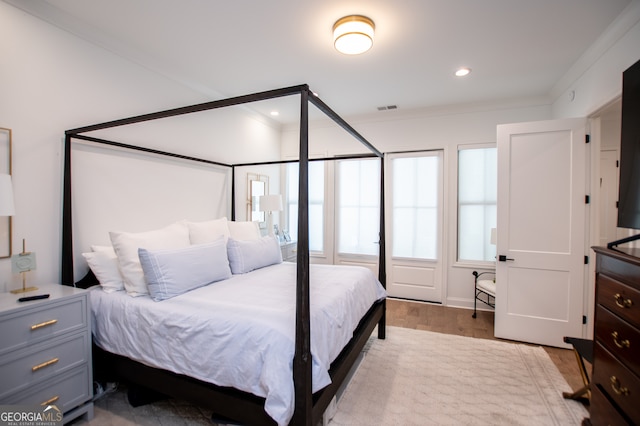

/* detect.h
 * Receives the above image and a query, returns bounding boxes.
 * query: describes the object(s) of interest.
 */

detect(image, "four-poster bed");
[61,84,387,425]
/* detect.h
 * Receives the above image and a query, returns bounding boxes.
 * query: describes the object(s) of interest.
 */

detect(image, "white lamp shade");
[0,174,15,216]
[259,194,283,212]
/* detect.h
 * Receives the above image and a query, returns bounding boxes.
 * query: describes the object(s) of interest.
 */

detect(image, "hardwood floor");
[385,298,590,398]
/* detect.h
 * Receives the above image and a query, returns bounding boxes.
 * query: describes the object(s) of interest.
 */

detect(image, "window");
[391,154,441,260]
[458,147,497,262]
[337,159,380,256]
[286,161,324,252]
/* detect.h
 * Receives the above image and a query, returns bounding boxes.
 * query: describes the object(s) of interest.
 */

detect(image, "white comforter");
[90,262,386,425]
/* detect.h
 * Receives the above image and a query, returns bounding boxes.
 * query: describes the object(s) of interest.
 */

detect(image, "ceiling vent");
[377,105,398,111]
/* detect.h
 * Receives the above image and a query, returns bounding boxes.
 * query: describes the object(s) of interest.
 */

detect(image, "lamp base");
[10,286,39,294]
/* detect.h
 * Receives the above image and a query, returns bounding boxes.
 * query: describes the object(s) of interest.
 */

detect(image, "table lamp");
[259,194,283,237]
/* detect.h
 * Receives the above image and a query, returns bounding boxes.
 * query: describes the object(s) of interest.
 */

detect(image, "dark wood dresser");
[591,247,640,426]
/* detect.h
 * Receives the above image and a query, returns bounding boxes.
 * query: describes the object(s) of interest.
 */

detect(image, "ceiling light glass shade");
[333,15,375,55]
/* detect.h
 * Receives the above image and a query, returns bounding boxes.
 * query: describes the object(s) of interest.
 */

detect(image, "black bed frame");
[61,84,386,425]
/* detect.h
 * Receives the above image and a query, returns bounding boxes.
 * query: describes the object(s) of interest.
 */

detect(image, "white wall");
[551,1,640,118]
[0,3,281,290]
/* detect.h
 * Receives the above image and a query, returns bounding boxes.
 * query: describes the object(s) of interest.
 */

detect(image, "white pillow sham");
[228,220,261,241]
[187,217,230,245]
[139,238,231,301]
[227,234,282,274]
[82,249,124,293]
[109,221,191,297]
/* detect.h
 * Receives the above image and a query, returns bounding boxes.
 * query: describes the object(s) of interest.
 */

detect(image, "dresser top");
[0,284,86,314]
[593,246,640,266]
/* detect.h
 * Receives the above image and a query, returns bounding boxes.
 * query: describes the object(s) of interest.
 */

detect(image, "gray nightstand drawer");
[0,296,87,356]
[5,365,92,414]
[0,332,89,399]
[281,241,297,261]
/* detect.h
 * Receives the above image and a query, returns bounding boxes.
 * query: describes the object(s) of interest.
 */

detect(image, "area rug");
[328,326,588,426]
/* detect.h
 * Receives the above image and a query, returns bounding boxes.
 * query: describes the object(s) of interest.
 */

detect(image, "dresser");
[591,247,640,426]
[0,284,93,423]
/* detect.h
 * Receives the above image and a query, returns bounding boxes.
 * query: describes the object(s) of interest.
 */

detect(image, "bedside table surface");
[0,284,86,314]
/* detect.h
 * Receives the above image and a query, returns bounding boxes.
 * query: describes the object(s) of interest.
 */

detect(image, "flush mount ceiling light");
[333,15,375,55]
[455,67,472,77]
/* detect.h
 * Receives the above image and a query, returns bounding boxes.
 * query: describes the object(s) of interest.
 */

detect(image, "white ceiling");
[7,0,634,123]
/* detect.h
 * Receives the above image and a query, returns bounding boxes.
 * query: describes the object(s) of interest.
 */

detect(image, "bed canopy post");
[62,134,74,285]
[292,86,312,425]
[377,155,386,339]
[231,166,236,221]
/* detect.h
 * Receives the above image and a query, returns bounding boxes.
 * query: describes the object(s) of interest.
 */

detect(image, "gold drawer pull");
[614,293,633,309]
[31,319,58,330]
[610,376,630,396]
[32,357,59,372]
[40,395,59,406]
[611,331,631,349]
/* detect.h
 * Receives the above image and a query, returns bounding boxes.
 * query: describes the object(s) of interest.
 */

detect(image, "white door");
[599,149,619,246]
[386,151,444,302]
[495,118,587,348]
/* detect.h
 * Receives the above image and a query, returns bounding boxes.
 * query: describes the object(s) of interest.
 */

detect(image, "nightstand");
[0,284,94,423]
[280,240,297,262]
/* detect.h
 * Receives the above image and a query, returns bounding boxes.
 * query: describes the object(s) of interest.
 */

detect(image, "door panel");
[388,263,436,300]
[496,118,587,348]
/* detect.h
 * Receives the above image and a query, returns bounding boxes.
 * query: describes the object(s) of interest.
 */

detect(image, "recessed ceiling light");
[270,111,279,116]
[455,67,471,77]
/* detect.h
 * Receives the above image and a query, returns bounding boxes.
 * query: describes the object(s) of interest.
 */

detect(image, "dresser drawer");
[590,383,631,426]
[4,365,92,414]
[595,305,640,376]
[597,274,640,329]
[593,342,640,422]
[0,295,87,356]
[0,332,89,399]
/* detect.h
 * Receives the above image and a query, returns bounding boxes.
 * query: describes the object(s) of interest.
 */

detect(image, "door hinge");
[585,195,590,204]
[584,255,589,265]
[616,160,619,167]
[582,315,587,324]
[585,134,590,143]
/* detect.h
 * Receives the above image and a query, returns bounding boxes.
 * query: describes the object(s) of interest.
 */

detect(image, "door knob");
[498,255,514,262]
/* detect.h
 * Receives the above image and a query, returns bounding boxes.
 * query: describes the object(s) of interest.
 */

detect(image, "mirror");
[247,174,268,227]
[0,127,12,258]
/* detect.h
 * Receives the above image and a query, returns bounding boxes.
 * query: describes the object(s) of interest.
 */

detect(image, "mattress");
[90,262,386,425]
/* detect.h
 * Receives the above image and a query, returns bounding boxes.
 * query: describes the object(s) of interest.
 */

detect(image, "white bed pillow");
[228,220,261,241]
[109,221,191,297]
[91,245,117,254]
[187,217,230,244]
[139,238,231,301]
[82,249,125,293]
[227,234,282,274]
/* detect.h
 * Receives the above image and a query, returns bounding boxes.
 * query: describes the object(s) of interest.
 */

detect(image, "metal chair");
[472,270,496,318]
